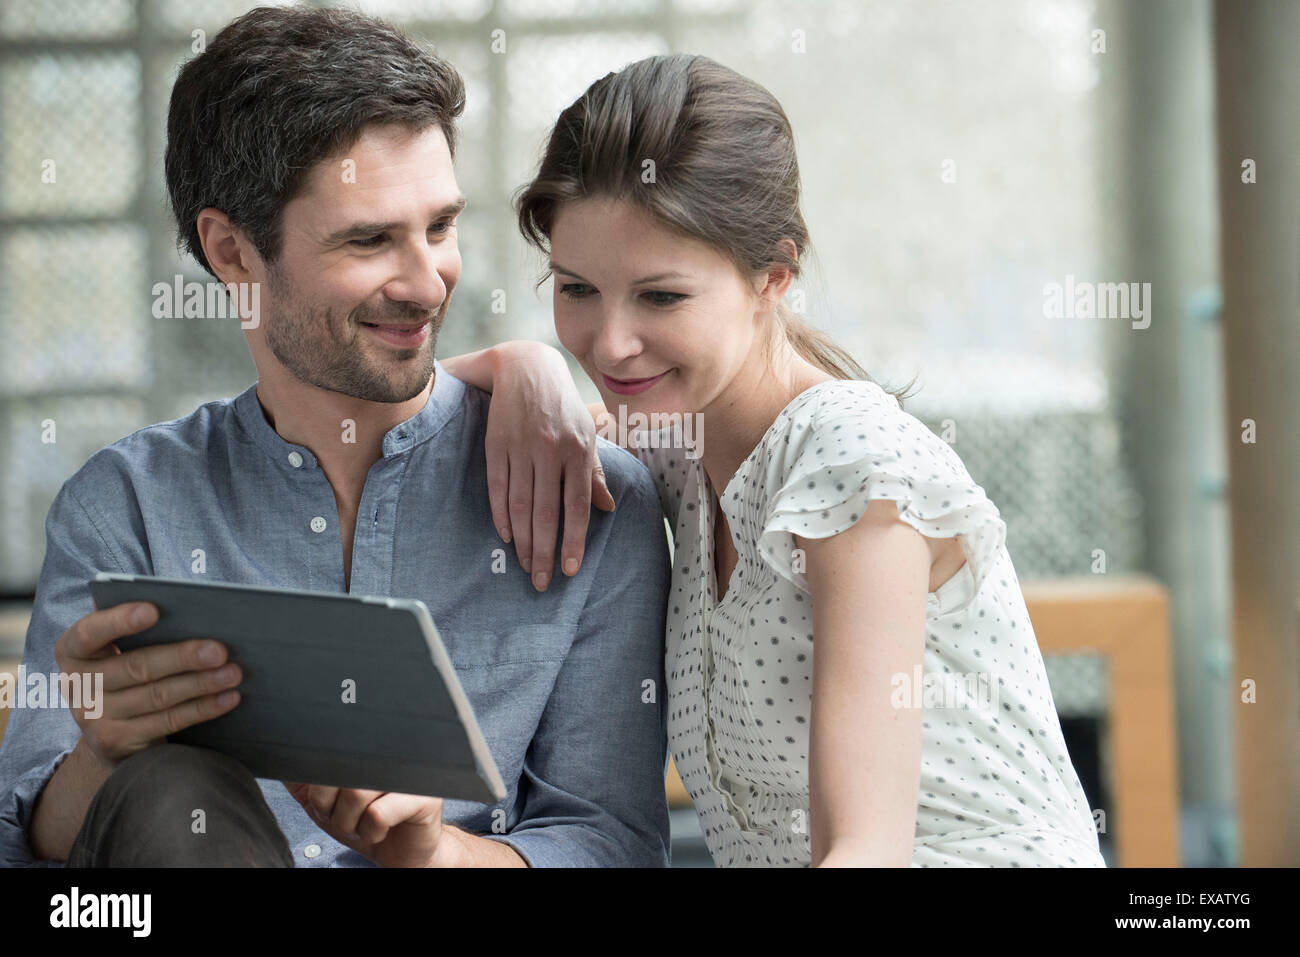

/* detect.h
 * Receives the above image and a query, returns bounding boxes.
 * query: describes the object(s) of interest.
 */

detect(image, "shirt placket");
[695,467,753,830]
[349,456,403,596]
[282,448,347,592]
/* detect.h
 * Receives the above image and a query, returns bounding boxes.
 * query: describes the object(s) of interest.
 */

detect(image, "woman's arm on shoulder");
[440,341,615,590]
[800,497,929,867]
[438,344,508,394]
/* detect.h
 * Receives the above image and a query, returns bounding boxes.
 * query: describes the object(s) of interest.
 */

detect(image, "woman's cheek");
[552,314,583,359]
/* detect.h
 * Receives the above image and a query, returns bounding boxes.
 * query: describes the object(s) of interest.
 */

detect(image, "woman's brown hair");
[515,53,908,401]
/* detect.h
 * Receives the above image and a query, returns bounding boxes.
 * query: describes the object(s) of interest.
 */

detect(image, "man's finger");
[64,602,158,660]
[99,638,227,693]
[283,781,309,803]
[107,660,241,720]
[125,687,241,744]
[330,788,385,841]
[358,793,441,845]
[306,784,341,820]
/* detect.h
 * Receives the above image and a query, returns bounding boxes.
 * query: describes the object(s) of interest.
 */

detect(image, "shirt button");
[304,844,321,859]
[310,516,327,533]
[287,451,303,468]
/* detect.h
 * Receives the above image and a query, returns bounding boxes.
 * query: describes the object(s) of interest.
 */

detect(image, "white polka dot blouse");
[633,378,1106,867]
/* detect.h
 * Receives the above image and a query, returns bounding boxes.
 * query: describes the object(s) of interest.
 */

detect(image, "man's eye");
[644,291,686,307]
[350,223,453,249]
[559,283,593,300]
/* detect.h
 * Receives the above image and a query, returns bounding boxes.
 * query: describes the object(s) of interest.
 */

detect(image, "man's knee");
[106,743,249,798]
[70,743,292,867]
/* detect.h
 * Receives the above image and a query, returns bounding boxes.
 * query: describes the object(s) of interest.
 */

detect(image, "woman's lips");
[602,370,669,396]
[360,321,429,349]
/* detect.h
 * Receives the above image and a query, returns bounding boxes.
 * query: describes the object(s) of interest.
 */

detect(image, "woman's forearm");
[439,345,500,393]
[440,340,565,393]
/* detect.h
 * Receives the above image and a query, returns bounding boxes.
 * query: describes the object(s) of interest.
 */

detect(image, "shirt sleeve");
[0,470,150,866]
[757,381,1007,617]
[483,449,672,867]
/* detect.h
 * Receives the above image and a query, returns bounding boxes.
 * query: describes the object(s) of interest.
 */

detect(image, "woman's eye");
[644,291,687,307]
[559,283,593,300]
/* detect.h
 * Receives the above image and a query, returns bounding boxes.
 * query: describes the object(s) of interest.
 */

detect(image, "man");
[0,6,671,867]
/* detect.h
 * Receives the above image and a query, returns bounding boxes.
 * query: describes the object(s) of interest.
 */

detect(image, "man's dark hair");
[165,5,466,278]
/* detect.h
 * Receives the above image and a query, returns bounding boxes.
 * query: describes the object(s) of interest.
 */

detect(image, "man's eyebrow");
[322,196,467,245]
[549,262,690,285]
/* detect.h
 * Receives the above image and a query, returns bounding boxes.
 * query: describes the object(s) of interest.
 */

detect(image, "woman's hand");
[479,342,615,590]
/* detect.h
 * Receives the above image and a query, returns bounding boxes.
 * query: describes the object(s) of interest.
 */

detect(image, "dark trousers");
[67,743,294,867]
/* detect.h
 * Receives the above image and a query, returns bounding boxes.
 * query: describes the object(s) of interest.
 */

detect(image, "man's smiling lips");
[359,319,430,348]
[602,370,670,396]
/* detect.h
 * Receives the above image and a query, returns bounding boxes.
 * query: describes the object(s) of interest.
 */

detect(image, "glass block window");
[1,0,1126,607]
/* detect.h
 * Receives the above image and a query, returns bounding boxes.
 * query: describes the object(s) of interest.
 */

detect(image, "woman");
[507,53,1106,868]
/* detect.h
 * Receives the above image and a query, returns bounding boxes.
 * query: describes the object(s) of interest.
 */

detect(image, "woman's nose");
[591,308,644,366]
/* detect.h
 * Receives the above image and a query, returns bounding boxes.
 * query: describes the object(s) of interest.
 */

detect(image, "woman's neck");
[697,333,835,500]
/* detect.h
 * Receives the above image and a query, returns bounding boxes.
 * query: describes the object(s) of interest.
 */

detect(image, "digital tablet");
[88,573,507,804]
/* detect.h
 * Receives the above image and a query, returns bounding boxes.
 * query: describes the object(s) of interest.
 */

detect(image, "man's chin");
[356,371,434,404]
[301,360,434,405]
[343,339,439,403]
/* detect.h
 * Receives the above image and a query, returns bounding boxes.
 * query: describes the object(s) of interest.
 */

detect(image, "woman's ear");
[753,238,799,313]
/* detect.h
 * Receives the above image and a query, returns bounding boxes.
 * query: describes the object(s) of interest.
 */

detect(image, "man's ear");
[195,208,261,287]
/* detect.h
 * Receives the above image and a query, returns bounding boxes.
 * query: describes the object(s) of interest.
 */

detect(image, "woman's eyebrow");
[549,262,690,285]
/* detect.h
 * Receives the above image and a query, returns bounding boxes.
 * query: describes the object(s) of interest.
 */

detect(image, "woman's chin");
[601,391,666,414]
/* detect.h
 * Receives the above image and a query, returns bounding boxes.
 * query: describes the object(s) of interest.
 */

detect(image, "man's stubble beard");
[262,261,445,404]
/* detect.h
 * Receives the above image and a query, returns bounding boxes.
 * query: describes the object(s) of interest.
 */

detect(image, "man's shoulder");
[594,436,657,502]
[452,376,658,510]
[66,394,242,497]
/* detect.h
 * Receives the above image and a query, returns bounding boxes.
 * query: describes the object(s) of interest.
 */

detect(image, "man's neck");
[254,369,435,500]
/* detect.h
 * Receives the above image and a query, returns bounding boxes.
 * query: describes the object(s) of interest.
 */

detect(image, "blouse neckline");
[716,376,849,512]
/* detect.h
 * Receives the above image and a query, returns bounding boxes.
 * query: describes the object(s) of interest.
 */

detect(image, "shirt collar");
[233,359,467,470]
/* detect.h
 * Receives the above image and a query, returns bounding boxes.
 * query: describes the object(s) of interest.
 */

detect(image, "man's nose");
[384,243,452,312]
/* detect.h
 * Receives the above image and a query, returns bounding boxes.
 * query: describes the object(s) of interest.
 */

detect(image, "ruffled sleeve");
[756,380,1007,616]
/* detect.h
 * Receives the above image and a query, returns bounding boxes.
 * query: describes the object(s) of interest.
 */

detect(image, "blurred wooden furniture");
[1023,574,1181,867]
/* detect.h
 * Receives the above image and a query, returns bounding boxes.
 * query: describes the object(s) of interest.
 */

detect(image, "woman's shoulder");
[757,376,965,486]
[772,376,901,432]
[751,376,1007,608]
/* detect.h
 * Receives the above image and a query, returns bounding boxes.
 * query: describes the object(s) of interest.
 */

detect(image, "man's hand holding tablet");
[29,600,243,861]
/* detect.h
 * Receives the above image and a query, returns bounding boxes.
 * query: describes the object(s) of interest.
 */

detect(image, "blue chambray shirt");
[0,361,672,867]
